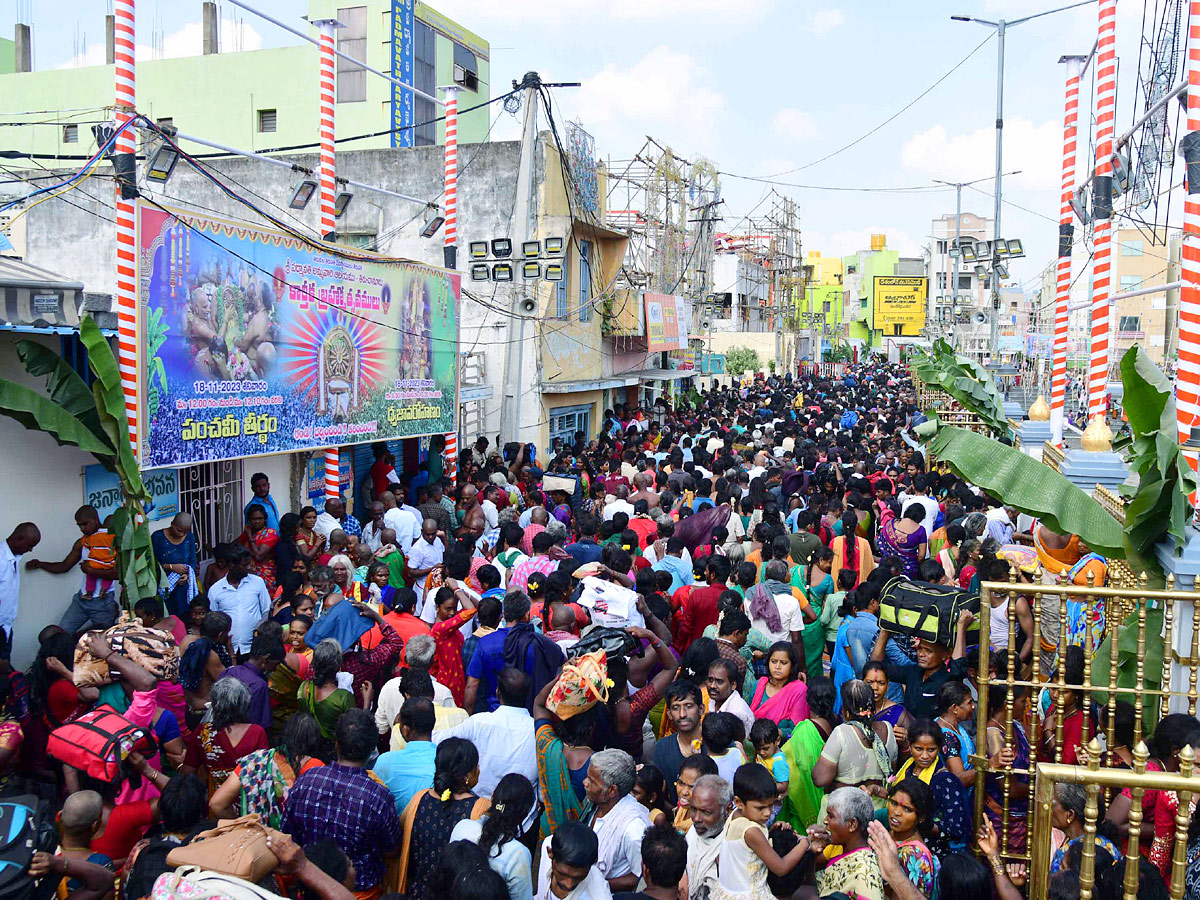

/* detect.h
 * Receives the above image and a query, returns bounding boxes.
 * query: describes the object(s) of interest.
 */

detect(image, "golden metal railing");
[971,574,1200,867]
[1028,739,1199,900]
[1044,439,1066,472]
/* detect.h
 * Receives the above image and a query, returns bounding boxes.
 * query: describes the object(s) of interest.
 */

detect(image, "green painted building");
[0,0,489,159]
[844,246,899,348]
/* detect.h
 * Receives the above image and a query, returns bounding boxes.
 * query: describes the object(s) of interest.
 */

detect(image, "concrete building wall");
[1113,227,1172,363]
[0,0,490,160]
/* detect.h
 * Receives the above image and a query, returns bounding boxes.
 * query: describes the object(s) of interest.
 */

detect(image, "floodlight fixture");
[974,264,988,279]
[960,244,977,262]
[522,240,541,258]
[333,188,353,218]
[948,247,960,259]
[492,262,514,282]
[522,261,541,279]
[470,263,490,282]
[288,177,318,210]
[491,238,513,258]
[976,240,993,260]
[544,237,565,256]
[145,143,179,183]
[469,241,489,259]
[995,262,1009,279]
[995,240,1010,256]
[544,263,564,282]
[420,214,445,238]
[1006,239,1024,257]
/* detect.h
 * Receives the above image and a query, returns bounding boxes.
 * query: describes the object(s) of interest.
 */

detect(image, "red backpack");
[46,706,155,781]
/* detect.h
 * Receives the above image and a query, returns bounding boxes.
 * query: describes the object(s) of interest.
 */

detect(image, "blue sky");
[9,0,1170,295]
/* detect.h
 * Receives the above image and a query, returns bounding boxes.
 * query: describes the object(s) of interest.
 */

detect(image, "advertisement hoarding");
[872,276,928,336]
[644,292,689,352]
[138,205,459,468]
[84,464,178,523]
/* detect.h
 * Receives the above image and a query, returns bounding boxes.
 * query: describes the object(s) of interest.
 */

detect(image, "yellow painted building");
[1113,227,1176,364]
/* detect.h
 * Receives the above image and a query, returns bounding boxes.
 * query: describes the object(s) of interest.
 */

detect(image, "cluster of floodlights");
[949,237,1024,280]
[468,238,566,282]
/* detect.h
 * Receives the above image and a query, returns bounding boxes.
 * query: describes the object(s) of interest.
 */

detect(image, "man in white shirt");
[602,484,635,523]
[748,560,806,644]
[207,546,271,654]
[383,501,420,557]
[405,519,447,613]
[360,502,387,553]
[433,667,536,797]
[0,523,39,648]
[900,474,939,536]
[583,749,652,893]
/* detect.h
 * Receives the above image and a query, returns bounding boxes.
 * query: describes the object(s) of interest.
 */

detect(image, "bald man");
[151,512,199,617]
[0,522,40,646]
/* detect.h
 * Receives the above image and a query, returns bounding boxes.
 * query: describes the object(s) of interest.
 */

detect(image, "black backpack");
[565,626,645,661]
[0,795,57,900]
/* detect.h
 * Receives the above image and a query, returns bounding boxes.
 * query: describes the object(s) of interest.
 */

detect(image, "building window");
[453,42,479,92]
[578,240,592,322]
[1118,315,1141,333]
[1120,275,1143,292]
[549,404,591,455]
[936,272,947,290]
[1121,239,1144,257]
[823,301,831,313]
[59,335,94,384]
[556,260,569,319]
[257,109,277,133]
[156,117,173,129]
[62,124,78,143]
[179,459,244,563]
[936,240,947,254]
[413,20,436,146]
[336,7,367,102]
[957,274,972,290]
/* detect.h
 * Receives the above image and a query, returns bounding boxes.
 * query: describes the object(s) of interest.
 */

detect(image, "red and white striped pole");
[443,85,458,269]
[1087,0,1118,419]
[1051,55,1086,446]
[443,85,459,482]
[114,0,139,455]
[1177,1,1200,468]
[317,19,340,500]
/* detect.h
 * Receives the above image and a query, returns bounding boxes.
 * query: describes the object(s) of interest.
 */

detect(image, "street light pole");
[952,0,1097,361]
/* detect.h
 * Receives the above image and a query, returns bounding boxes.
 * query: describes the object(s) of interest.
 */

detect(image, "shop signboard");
[872,276,927,336]
[83,464,178,523]
[644,292,688,351]
[138,205,459,468]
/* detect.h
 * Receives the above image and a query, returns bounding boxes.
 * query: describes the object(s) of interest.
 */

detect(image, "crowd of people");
[0,361,1198,900]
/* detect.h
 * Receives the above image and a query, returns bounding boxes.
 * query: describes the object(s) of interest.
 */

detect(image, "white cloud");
[808,8,845,35]
[899,118,1060,192]
[57,18,262,68]
[567,46,725,157]
[771,108,821,143]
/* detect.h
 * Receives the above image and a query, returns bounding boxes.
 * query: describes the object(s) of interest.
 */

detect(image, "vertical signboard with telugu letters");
[391,0,414,148]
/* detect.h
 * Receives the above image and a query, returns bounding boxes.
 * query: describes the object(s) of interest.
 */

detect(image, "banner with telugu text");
[137,205,458,468]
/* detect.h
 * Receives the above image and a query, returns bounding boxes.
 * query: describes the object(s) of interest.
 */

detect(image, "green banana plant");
[911,338,1010,437]
[1112,345,1198,576]
[0,317,161,607]
[915,419,1126,558]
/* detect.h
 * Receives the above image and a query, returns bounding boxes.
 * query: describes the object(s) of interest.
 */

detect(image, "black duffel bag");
[879,576,979,647]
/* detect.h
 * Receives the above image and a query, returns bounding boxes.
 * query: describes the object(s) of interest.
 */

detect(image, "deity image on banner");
[398,273,433,381]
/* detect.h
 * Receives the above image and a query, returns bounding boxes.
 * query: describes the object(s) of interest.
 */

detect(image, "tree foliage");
[725,346,761,376]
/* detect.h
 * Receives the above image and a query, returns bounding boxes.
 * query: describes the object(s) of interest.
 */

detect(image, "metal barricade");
[1028,739,1199,900]
[971,575,1200,867]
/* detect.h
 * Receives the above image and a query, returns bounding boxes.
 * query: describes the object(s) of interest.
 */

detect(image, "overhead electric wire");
[726,31,995,181]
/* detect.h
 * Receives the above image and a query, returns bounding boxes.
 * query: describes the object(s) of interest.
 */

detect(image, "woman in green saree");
[779,674,837,830]
[533,675,595,840]
[296,639,354,749]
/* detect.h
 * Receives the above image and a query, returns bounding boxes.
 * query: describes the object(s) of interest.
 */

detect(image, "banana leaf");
[79,318,148,500]
[0,379,118,456]
[911,340,1009,435]
[16,340,109,449]
[1113,346,1197,571]
[927,425,1125,557]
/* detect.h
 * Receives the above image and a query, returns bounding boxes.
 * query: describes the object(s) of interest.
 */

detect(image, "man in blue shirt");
[565,513,604,565]
[464,598,512,712]
[372,697,437,816]
[244,472,280,532]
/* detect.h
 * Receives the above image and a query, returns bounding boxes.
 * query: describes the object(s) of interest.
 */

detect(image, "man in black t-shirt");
[869,609,975,719]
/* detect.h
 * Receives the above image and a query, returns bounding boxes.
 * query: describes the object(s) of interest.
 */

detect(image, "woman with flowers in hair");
[394,736,488,897]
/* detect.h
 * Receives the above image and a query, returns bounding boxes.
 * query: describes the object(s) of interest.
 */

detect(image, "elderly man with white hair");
[685,774,732,900]
[581,748,652,893]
